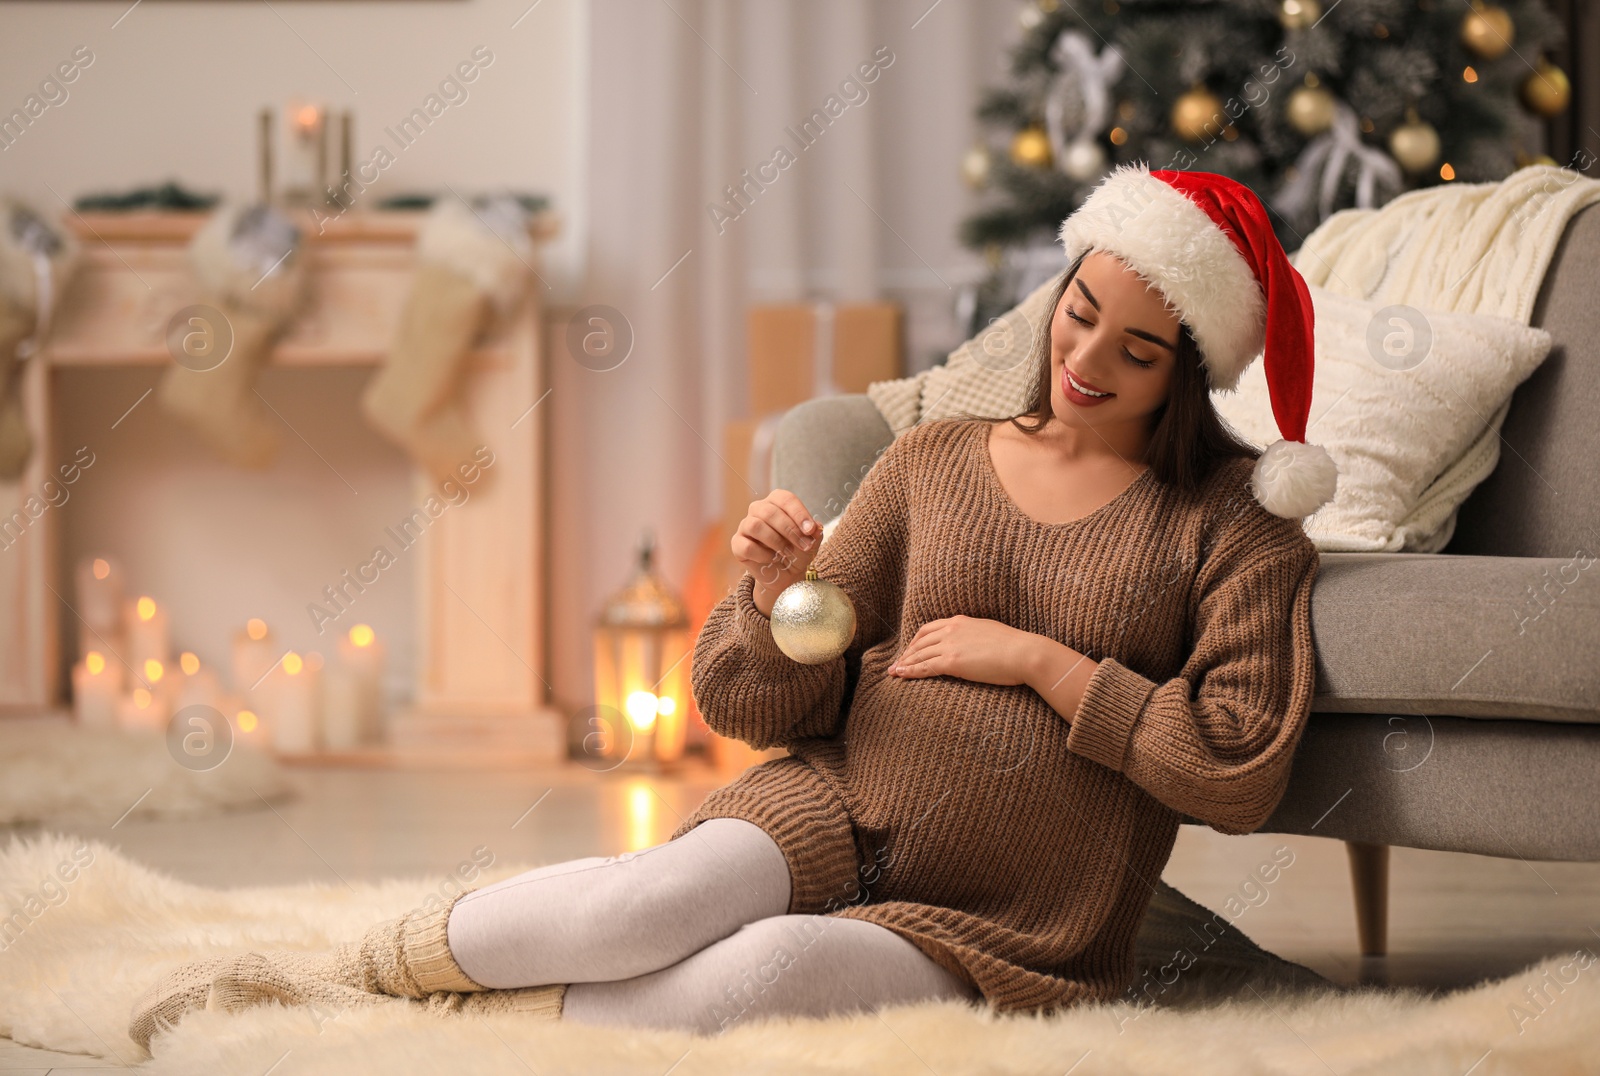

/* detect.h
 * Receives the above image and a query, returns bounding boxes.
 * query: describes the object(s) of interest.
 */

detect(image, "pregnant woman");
[131,165,1337,1048]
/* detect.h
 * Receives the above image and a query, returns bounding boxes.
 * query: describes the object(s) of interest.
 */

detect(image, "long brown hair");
[955,251,1258,496]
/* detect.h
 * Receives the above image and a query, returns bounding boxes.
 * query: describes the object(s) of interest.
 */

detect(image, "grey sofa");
[769,203,1600,957]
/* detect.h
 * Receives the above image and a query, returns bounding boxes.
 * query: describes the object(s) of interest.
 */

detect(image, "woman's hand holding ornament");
[731,489,820,618]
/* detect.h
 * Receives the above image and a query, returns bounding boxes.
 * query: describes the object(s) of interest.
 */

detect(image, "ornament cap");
[804,567,818,581]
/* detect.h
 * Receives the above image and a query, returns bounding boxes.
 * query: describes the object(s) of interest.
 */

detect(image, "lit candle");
[233,703,268,750]
[124,596,169,679]
[285,101,327,200]
[72,650,121,729]
[116,684,169,735]
[75,557,123,658]
[329,623,386,747]
[173,651,224,712]
[269,650,321,754]
[231,618,279,698]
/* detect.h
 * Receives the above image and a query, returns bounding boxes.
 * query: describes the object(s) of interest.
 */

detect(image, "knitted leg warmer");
[128,892,565,1051]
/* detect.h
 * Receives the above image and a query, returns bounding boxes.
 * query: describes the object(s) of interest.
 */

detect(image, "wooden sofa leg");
[1345,841,1390,957]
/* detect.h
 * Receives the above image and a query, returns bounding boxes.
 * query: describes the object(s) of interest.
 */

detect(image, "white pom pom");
[1251,439,1338,519]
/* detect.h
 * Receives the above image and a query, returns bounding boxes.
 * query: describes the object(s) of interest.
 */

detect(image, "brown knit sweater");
[671,416,1320,1015]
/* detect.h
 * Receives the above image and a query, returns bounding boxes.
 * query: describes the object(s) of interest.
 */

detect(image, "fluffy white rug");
[0,717,294,826]
[2,833,1596,1074]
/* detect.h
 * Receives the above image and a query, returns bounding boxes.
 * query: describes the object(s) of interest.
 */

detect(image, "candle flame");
[86,652,106,676]
[144,659,164,683]
[657,695,676,716]
[283,652,304,676]
[294,105,321,129]
[350,623,375,648]
[247,618,268,641]
[625,690,658,731]
[137,596,157,621]
[93,558,111,580]
[180,652,200,675]
[237,709,259,732]
[133,687,152,709]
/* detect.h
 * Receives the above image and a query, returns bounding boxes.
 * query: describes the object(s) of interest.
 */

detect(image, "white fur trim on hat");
[417,196,533,314]
[1058,162,1266,392]
[1252,438,1338,519]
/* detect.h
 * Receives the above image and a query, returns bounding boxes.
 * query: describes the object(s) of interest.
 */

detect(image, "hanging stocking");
[158,203,306,468]
[0,200,79,479]
[361,194,533,481]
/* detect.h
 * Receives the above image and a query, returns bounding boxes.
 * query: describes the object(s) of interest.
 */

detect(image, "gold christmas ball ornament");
[1171,87,1225,144]
[770,568,856,665]
[960,144,992,189]
[1389,113,1441,175]
[1010,125,1054,168]
[1521,60,1571,117]
[1459,2,1514,60]
[1279,0,1321,30]
[1287,85,1336,136]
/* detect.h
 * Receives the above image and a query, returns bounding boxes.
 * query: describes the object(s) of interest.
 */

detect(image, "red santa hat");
[1057,162,1338,520]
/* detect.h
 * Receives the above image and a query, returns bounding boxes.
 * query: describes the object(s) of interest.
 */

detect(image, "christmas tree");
[959,0,1570,333]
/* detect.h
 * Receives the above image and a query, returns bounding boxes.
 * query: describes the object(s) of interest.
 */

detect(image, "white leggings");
[445,817,979,1036]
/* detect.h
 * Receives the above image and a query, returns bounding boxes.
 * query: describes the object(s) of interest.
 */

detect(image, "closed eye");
[1065,306,1156,369]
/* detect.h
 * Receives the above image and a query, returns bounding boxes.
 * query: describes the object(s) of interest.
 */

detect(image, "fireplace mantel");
[0,208,565,764]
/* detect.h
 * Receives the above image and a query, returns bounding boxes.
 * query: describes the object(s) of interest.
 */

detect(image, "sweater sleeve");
[689,429,913,750]
[1064,506,1321,834]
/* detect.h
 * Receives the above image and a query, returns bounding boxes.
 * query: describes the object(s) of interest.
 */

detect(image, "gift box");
[747,301,902,416]
[726,302,902,533]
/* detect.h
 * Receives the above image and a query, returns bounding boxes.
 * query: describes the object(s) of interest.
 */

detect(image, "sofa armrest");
[771,395,894,522]
[1311,552,1600,723]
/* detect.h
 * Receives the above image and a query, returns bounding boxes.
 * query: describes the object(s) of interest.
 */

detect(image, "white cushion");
[1211,283,1553,552]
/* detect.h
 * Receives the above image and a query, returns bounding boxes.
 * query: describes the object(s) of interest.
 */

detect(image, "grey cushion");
[1312,553,1600,724]
[1257,714,1600,861]
[1448,202,1600,559]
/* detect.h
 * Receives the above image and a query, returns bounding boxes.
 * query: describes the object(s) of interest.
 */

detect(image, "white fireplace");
[0,210,565,763]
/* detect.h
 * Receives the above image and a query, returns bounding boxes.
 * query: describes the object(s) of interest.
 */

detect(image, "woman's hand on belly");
[887,616,1040,687]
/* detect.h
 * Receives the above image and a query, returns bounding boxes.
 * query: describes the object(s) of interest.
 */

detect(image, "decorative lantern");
[591,529,692,772]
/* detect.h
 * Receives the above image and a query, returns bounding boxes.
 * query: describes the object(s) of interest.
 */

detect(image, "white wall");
[0,0,586,296]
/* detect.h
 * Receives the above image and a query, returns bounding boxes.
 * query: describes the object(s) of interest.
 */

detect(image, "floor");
[4,759,1599,1071]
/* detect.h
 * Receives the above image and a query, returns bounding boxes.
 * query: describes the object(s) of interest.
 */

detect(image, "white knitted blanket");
[867,165,1600,547]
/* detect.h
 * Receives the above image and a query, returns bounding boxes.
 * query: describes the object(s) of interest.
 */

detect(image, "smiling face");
[1046,249,1184,436]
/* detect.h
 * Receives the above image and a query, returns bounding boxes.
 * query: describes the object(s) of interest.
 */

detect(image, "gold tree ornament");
[1171,86,1225,143]
[961,144,992,189]
[1010,125,1054,168]
[1459,2,1514,60]
[770,568,856,665]
[1287,85,1336,136]
[1389,110,1441,174]
[1278,0,1320,30]
[1520,60,1571,117]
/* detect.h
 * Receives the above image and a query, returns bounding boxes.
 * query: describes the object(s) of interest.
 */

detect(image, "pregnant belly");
[834,670,1081,906]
